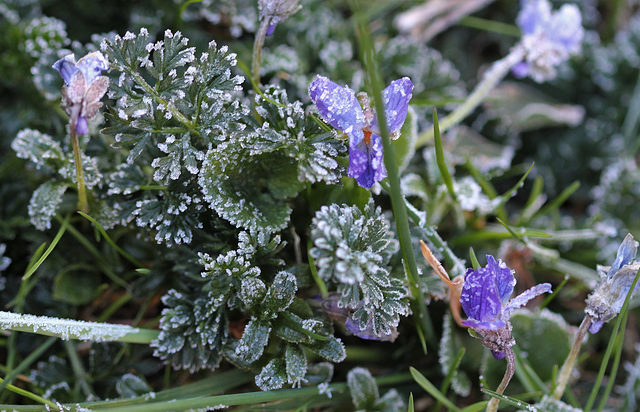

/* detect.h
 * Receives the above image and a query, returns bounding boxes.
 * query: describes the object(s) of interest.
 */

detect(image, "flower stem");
[69,118,89,213]
[252,16,272,87]
[416,45,525,148]
[487,346,516,412]
[552,314,591,399]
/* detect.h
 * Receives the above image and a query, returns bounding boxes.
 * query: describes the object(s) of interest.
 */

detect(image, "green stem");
[64,340,95,398]
[0,337,56,394]
[252,16,272,86]
[69,120,89,213]
[417,45,526,147]
[552,315,591,399]
[487,346,516,412]
[350,0,431,343]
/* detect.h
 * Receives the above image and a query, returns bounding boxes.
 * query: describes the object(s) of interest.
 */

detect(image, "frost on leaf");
[310,200,409,339]
[198,86,344,236]
[151,289,229,373]
[28,181,69,230]
[101,29,246,179]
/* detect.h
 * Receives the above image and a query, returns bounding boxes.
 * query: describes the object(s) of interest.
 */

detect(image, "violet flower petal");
[487,255,516,304]
[503,283,552,317]
[369,77,413,134]
[607,233,638,278]
[547,4,584,53]
[348,132,387,189]
[460,266,502,323]
[76,51,109,83]
[462,318,506,331]
[52,54,78,85]
[309,75,366,134]
[517,0,551,35]
[76,116,89,135]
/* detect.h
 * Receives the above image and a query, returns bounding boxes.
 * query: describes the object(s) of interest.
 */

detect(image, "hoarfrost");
[0,311,140,342]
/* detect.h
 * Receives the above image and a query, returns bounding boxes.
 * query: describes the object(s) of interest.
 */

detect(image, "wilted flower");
[585,234,640,333]
[308,76,413,188]
[513,0,584,82]
[461,255,551,359]
[53,51,109,135]
[258,0,301,35]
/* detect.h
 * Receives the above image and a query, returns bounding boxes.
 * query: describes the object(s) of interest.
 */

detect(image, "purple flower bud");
[586,234,640,333]
[308,76,413,188]
[53,51,109,135]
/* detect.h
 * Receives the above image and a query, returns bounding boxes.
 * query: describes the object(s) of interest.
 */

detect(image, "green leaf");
[262,271,297,316]
[255,357,287,391]
[115,373,153,398]
[347,367,379,410]
[53,268,102,305]
[235,318,271,363]
[285,344,308,386]
[28,181,69,231]
[305,335,346,363]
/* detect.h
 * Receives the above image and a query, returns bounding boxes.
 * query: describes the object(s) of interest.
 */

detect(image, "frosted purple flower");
[513,0,584,82]
[308,76,413,188]
[585,234,640,333]
[53,51,109,135]
[461,255,551,359]
[258,0,301,36]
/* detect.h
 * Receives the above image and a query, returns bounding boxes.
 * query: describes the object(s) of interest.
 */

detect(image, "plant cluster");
[1,0,640,411]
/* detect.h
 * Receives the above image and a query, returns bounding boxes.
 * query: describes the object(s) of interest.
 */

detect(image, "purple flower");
[308,76,413,189]
[461,255,551,358]
[585,234,640,333]
[258,0,301,36]
[53,51,109,135]
[513,0,584,82]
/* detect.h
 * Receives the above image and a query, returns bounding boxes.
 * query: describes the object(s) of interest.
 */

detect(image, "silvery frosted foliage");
[0,244,10,292]
[152,288,229,373]
[53,51,109,135]
[585,234,640,333]
[99,28,246,245]
[199,86,344,236]
[182,0,258,38]
[347,367,405,412]
[154,231,345,388]
[310,201,410,338]
[513,0,584,82]
[101,28,245,172]
[461,255,551,359]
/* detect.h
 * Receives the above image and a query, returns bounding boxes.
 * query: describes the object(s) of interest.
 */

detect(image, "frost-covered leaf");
[261,271,297,317]
[255,356,286,391]
[347,367,379,410]
[305,336,346,363]
[234,318,271,363]
[310,200,409,339]
[152,289,228,372]
[285,344,307,386]
[12,129,66,173]
[101,28,246,172]
[132,188,205,246]
[28,181,68,230]
[115,373,153,398]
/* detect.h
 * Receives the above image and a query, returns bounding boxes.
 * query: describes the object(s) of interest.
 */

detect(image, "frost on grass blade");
[0,311,139,342]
